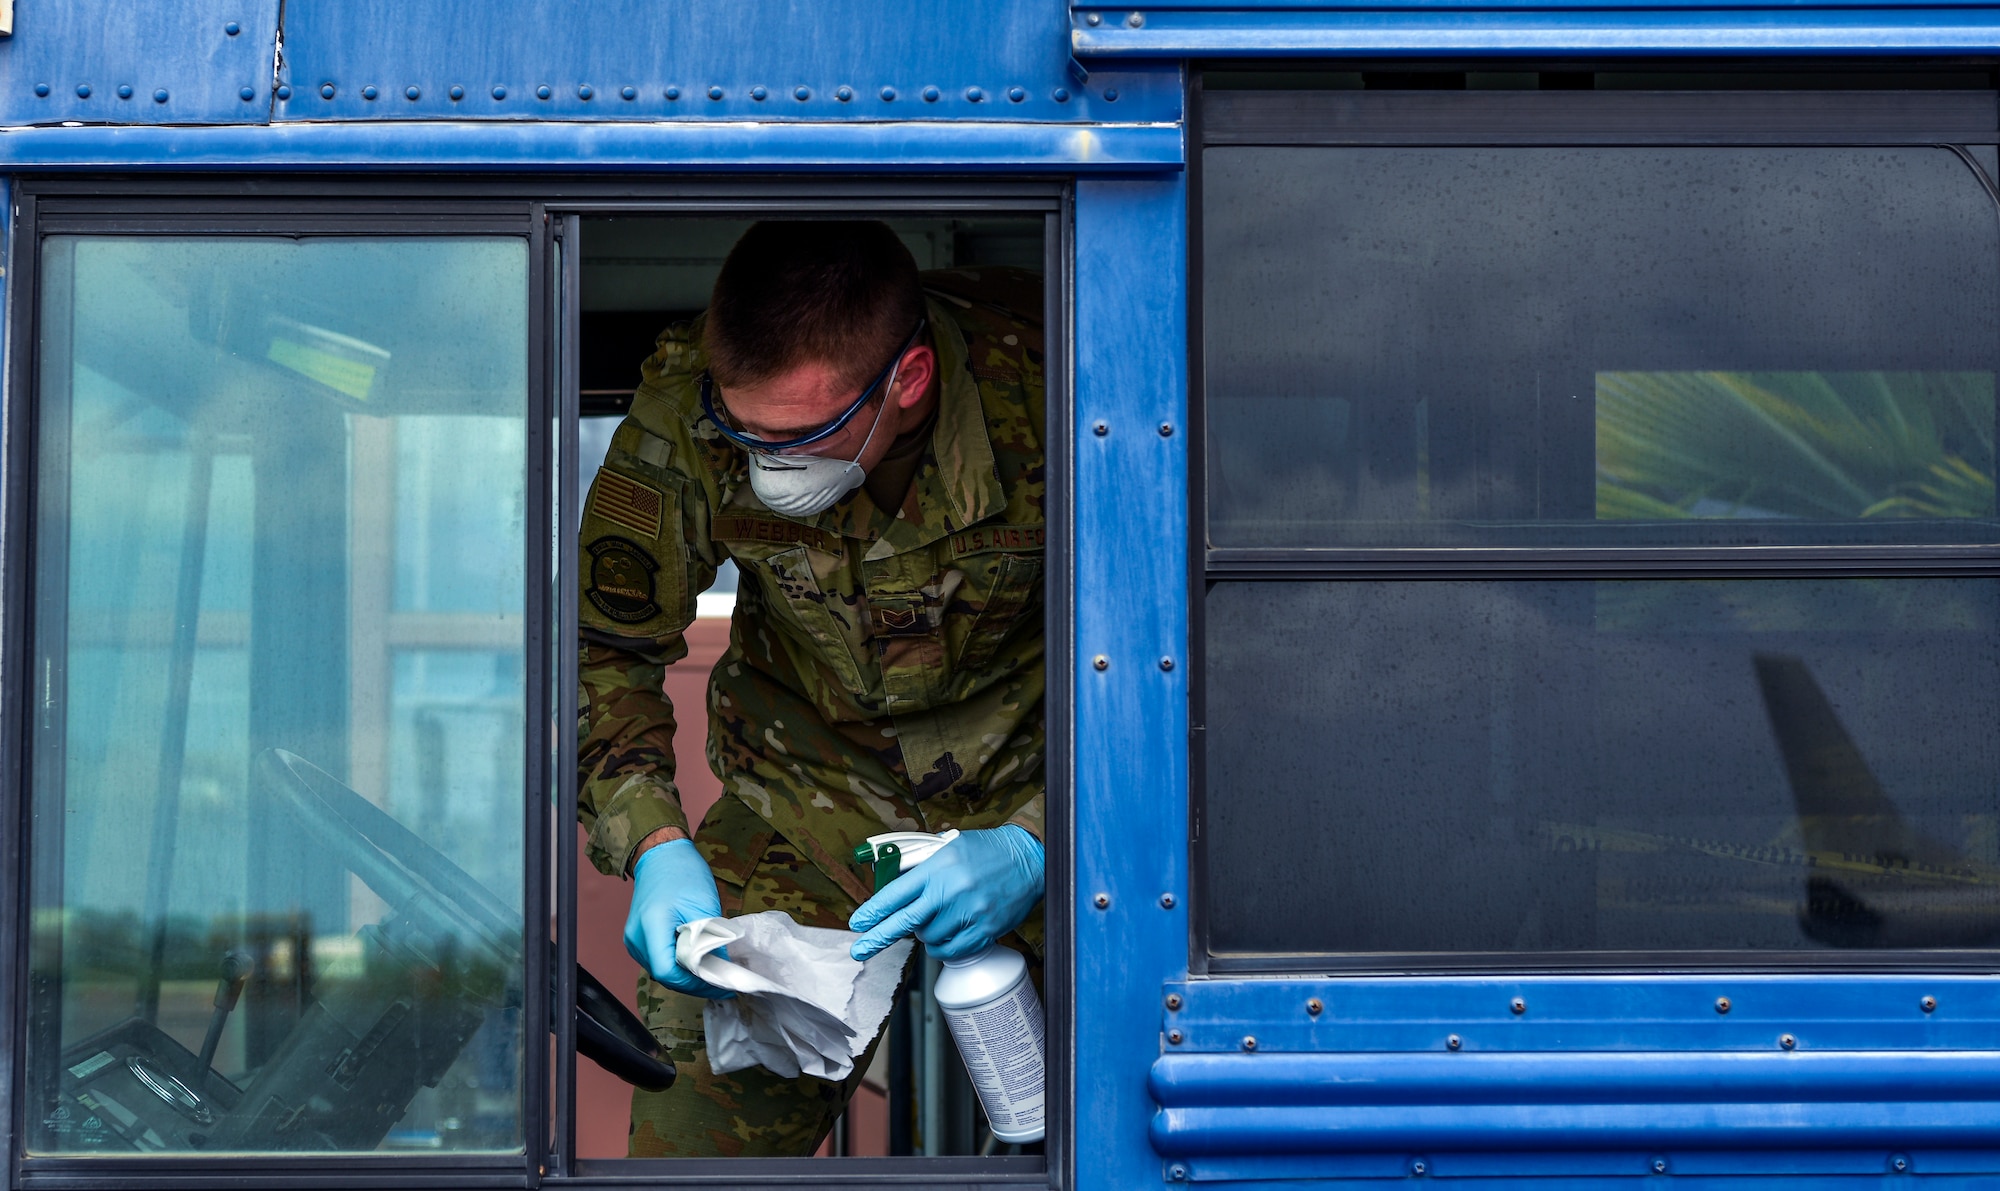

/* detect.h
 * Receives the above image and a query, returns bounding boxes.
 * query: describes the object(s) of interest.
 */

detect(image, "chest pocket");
[957,552,1043,674]
[757,545,870,697]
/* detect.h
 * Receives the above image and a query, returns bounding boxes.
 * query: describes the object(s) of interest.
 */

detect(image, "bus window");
[1197,84,2000,966]
[27,236,532,1153]
[571,215,1049,1159]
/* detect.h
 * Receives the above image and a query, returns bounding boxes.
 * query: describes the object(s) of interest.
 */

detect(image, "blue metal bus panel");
[1073,173,1191,1191]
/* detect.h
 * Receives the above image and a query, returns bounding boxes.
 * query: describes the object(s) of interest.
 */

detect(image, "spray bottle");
[854,829,1046,1144]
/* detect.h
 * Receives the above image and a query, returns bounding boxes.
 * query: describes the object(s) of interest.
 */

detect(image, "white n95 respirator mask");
[745,354,902,519]
[748,451,868,519]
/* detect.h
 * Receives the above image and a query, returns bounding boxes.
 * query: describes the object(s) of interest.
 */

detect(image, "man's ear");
[893,346,936,410]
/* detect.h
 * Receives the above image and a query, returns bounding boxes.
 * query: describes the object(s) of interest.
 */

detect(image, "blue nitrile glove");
[848,825,1045,962]
[625,839,734,999]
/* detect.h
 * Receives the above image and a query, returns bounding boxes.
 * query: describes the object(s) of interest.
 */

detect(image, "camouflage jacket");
[577,268,1046,901]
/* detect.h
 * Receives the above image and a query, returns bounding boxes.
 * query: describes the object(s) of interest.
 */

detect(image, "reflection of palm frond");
[1596,371,1996,521]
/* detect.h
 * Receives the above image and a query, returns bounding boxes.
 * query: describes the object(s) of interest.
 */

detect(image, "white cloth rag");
[675,911,914,1081]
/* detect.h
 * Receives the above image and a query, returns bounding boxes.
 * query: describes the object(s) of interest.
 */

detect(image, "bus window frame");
[0,177,1073,1191]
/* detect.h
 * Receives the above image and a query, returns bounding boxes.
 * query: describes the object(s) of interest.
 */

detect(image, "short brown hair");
[704,221,924,391]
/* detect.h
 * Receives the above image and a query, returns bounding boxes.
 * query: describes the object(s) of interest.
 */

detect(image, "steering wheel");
[258,748,675,1093]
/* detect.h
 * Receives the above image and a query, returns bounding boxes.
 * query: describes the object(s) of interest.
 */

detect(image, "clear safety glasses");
[699,320,927,454]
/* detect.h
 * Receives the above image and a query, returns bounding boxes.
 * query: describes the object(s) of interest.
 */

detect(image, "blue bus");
[5,1,2000,1187]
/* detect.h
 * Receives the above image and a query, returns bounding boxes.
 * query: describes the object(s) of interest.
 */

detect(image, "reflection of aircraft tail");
[1754,653,2000,947]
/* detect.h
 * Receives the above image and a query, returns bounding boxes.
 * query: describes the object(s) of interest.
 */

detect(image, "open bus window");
[26,237,532,1153]
[1198,102,2000,963]
[573,216,1048,1158]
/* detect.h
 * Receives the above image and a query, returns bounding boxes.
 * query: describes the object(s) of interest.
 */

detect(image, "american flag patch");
[589,470,664,539]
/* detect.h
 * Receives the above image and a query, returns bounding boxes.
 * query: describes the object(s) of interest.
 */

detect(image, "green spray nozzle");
[852,829,960,891]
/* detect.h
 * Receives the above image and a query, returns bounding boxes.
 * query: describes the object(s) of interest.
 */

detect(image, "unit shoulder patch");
[585,536,662,624]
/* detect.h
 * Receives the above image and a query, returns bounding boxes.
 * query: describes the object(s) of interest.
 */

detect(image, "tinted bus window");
[1200,118,2000,963]
[1203,146,2000,548]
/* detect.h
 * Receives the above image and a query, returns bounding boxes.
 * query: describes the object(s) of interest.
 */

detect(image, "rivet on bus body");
[750,86,767,101]
[665,86,681,100]
[1447,1034,1462,1050]
[1511,997,1526,1014]
[835,86,853,102]
[1411,1159,1429,1177]
[880,86,896,101]
[240,87,256,101]
[709,86,725,100]
[117,84,133,99]
[492,85,507,100]
[406,86,420,100]
[1009,86,1026,102]
[1779,1033,1796,1049]
[922,86,940,102]
[276,85,291,100]
[75,84,91,98]
[1128,11,1145,26]
[794,86,811,101]
[225,21,240,35]
[1165,993,1182,1010]
[1160,892,1176,907]
[1715,996,1731,1013]
[1093,893,1110,908]
[578,84,594,99]
[1893,1155,1910,1173]
[362,85,378,100]
[1307,998,1323,1015]
[1159,657,1174,671]
[33,84,49,97]
[1168,1164,1188,1182]
[1093,655,1108,670]
[966,86,984,102]
[1242,1036,1257,1051]
[1105,88,1120,101]
[1093,420,1108,435]
[153,89,169,103]
[536,85,552,100]
[1167,1029,1183,1044]
[1053,87,1070,102]
[1159,422,1174,436]
[621,86,636,100]
[1922,995,1938,1013]
[1651,1158,1668,1175]
[1085,11,1102,24]
[321,84,336,99]
[449,85,465,101]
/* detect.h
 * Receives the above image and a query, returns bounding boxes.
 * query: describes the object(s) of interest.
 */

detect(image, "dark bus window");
[28,237,531,1153]
[1199,93,2000,965]
[1203,146,2000,548]
[1205,578,2000,958]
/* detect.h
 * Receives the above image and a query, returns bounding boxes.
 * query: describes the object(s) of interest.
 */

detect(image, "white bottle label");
[941,976,1046,1138]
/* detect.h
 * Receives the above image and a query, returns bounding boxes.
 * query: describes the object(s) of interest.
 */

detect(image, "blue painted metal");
[1158,974,2000,1054]
[270,0,1179,126]
[1073,7,2000,55]
[0,0,277,126]
[0,120,1182,172]
[1151,975,2000,1179]
[1072,174,1190,1191]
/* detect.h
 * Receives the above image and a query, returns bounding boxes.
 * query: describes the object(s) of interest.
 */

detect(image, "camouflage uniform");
[576,268,1047,1156]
